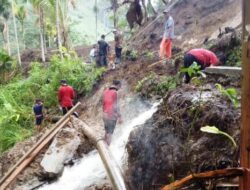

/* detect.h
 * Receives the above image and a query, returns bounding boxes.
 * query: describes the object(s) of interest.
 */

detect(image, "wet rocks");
[40,127,81,175]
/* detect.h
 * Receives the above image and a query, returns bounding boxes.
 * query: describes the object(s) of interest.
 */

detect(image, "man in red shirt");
[102,80,122,145]
[58,79,75,115]
[183,48,223,83]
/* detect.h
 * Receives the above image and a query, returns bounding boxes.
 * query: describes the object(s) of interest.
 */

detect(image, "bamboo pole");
[240,0,250,189]
[0,102,81,190]
[73,119,127,190]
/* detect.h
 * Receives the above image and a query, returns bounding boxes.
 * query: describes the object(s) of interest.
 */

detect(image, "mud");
[128,0,241,51]
[126,83,241,189]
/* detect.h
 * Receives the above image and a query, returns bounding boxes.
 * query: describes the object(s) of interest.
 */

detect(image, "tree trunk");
[11,0,21,66]
[56,0,63,58]
[5,22,11,55]
[162,0,167,5]
[39,6,46,62]
[1,22,7,53]
[141,0,148,23]
[148,0,157,16]
[112,0,118,28]
[95,0,97,40]
[43,9,47,53]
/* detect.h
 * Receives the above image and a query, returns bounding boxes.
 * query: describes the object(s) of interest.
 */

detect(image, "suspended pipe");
[73,119,127,190]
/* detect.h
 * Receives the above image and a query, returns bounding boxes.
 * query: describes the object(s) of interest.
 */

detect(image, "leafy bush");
[226,46,241,67]
[0,49,17,84]
[135,73,179,97]
[145,51,154,60]
[215,83,239,108]
[0,55,105,153]
[125,49,138,61]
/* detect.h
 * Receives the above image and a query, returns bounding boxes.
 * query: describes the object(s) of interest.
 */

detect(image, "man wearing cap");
[102,80,122,145]
[58,79,75,115]
[160,9,174,61]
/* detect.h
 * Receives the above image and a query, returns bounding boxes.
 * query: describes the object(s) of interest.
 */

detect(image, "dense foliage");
[0,54,105,153]
[0,49,17,84]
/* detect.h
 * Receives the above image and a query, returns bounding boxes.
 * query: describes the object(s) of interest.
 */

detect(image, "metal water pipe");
[73,119,127,190]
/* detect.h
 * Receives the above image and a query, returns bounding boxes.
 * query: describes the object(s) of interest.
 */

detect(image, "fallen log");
[161,168,245,190]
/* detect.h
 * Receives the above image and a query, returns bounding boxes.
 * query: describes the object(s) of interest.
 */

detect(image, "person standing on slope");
[98,35,110,67]
[159,9,175,62]
[58,79,75,115]
[102,80,122,145]
[113,29,123,65]
[33,99,44,132]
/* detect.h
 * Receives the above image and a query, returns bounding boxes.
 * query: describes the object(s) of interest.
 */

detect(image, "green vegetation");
[124,49,139,61]
[215,83,239,108]
[0,49,17,84]
[0,52,105,153]
[180,62,206,79]
[135,72,179,97]
[145,51,154,60]
[200,126,237,148]
[226,46,241,67]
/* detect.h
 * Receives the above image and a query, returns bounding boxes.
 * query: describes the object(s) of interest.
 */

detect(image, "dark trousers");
[115,47,122,65]
[62,106,72,115]
[100,55,107,67]
[184,54,205,83]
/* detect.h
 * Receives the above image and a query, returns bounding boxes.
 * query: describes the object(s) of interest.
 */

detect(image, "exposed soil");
[128,0,241,52]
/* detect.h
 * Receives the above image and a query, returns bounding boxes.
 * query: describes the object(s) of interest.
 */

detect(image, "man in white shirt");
[89,45,97,64]
[159,9,175,60]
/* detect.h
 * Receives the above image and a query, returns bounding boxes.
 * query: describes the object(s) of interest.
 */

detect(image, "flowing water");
[39,103,159,190]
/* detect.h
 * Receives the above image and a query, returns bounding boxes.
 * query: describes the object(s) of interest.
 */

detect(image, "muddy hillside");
[0,0,243,189]
[126,75,241,189]
[128,0,241,52]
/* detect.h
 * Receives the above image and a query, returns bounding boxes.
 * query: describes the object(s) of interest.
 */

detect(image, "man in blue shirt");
[33,99,43,131]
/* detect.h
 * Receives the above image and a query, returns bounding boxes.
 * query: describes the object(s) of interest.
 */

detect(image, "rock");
[205,66,241,77]
[40,127,81,175]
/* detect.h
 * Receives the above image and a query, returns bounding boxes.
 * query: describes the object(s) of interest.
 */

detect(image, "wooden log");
[161,168,245,190]
[240,1,250,189]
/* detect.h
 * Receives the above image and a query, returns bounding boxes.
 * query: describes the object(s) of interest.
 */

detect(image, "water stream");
[39,103,159,190]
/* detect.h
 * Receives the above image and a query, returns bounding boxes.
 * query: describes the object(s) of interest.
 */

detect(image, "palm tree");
[15,5,27,49]
[55,0,62,58]
[29,0,46,62]
[11,0,21,65]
